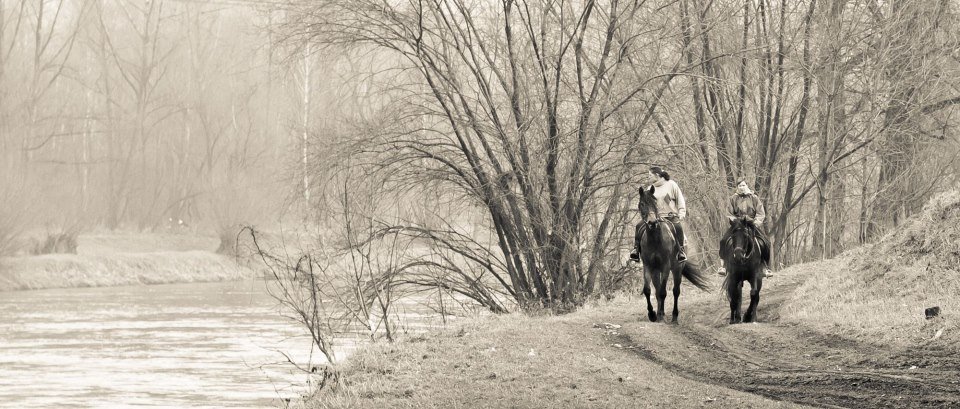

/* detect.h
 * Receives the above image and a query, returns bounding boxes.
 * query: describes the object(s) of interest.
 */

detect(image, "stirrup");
[717,267,727,276]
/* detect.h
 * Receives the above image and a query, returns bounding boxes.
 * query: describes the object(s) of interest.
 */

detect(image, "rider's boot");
[674,222,687,262]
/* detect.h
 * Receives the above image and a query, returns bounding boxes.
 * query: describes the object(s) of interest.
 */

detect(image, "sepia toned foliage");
[0,1,291,252]
[0,0,957,313]
[278,0,960,312]
[280,0,702,310]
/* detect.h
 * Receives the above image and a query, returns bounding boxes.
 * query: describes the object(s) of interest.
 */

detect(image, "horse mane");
[730,217,758,232]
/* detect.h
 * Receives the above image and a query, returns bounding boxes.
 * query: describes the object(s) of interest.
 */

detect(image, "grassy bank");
[780,191,960,349]
[301,298,797,409]
[0,233,254,291]
[292,192,960,408]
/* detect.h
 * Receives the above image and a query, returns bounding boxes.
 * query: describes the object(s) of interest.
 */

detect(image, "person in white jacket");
[630,166,688,262]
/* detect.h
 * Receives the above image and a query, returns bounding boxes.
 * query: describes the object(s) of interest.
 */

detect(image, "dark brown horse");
[719,217,765,323]
[636,186,710,323]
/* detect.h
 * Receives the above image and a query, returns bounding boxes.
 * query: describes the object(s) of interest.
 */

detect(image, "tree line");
[0,0,342,253]
[279,0,960,311]
[3,0,958,313]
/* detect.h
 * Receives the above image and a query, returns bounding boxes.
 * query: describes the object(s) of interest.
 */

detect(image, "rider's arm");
[754,195,766,225]
[674,181,687,219]
[727,195,738,221]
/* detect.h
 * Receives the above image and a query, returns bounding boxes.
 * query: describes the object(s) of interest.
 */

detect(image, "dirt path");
[604,273,960,408]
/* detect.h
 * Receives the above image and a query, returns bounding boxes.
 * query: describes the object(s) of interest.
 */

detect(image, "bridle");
[728,222,757,260]
[639,197,659,225]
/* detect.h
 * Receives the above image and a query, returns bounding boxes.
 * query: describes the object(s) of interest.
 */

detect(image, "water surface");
[0,281,323,408]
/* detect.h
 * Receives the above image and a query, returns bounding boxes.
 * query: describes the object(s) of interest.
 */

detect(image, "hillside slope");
[782,190,960,348]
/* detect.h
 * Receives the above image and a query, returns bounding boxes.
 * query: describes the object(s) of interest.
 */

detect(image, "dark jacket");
[728,193,766,225]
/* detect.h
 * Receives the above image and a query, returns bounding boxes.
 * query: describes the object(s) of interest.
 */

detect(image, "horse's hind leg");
[671,267,682,324]
[642,268,656,322]
[728,280,743,324]
[744,274,763,323]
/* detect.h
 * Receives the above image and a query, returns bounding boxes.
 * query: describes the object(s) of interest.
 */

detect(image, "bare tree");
[277,0,703,310]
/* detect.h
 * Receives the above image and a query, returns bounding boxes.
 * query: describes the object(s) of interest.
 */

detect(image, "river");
[0,280,419,408]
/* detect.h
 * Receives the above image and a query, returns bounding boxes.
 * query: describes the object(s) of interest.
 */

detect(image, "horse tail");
[681,261,711,291]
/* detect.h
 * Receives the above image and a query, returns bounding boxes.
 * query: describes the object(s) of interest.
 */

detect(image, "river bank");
[299,291,800,409]
[0,233,256,292]
[300,188,960,408]
[299,251,960,408]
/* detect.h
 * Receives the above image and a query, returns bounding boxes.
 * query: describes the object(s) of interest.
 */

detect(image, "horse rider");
[630,166,689,262]
[718,180,773,277]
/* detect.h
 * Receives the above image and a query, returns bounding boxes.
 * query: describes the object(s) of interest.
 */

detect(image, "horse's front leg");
[655,270,668,322]
[642,267,656,322]
[743,272,763,323]
[728,279,743,324]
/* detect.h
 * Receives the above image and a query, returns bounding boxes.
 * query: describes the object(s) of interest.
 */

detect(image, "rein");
[726,225,759,260]
[641,217,681,254]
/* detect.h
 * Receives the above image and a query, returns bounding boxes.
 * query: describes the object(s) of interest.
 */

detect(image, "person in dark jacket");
[718,180,773,277]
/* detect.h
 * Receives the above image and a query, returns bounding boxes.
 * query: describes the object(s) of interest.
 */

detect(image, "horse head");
[638,185,659,225]
[727,217,757,263]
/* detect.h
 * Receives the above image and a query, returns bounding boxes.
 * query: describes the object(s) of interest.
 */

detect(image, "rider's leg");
[630,223,642,260]
[757,229,773,277]
[673,220,687,262]
[718,230,731,275]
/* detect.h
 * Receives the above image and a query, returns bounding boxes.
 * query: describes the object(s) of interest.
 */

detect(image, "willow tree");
[283,0,691,310]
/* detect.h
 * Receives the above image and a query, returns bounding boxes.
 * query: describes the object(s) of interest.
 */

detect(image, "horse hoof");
[648,311,657,322]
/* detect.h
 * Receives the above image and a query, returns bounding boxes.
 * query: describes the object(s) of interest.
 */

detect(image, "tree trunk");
[810,0,846,260]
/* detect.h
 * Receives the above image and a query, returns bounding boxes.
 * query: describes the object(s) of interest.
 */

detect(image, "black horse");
[719,217,766,324]
[635,185,710,323]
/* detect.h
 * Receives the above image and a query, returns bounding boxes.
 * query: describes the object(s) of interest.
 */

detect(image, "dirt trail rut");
[607,274,960,408]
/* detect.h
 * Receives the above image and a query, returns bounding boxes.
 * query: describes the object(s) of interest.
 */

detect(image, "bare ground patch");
[611,266,960,409]
[303,304,803,409]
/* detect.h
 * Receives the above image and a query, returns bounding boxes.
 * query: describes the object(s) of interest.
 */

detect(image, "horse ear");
[728,217,737,227]
[648,185,655,195]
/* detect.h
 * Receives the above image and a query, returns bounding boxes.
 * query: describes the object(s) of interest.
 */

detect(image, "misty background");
[1,0,960,301]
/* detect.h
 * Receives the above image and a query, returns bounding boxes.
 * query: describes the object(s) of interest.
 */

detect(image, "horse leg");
[728,279,743,324]
[671,266,682,324]
[655,272,668,323]
[642,268,656,322]
[744,272,763,323]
